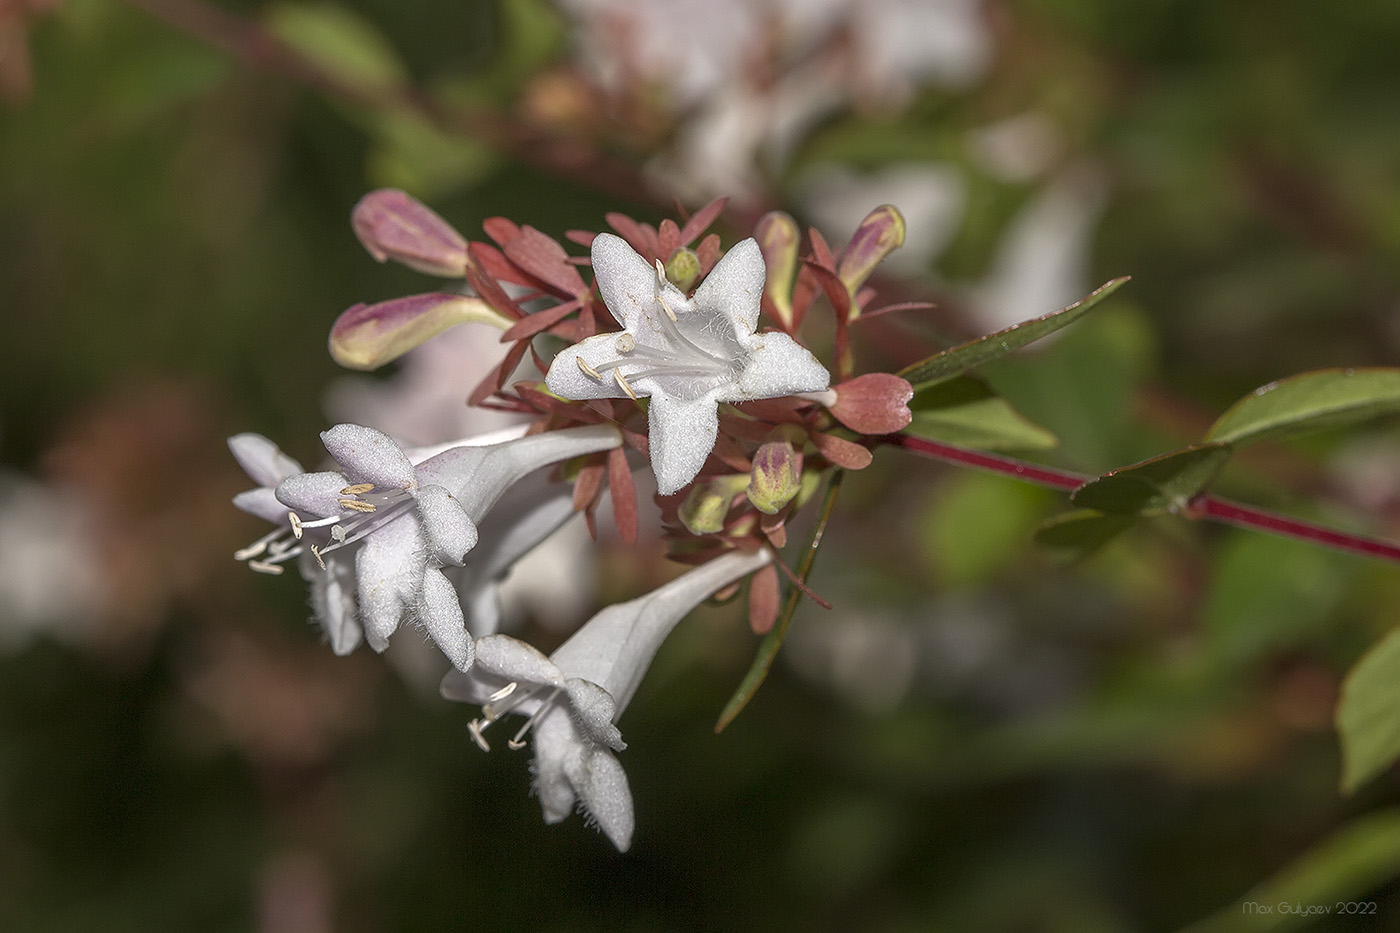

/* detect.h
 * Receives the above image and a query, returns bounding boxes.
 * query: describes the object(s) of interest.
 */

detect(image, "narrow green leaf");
[1033,509,1135,556]
[1338,627,1400,794]
[1070,444,1232,516]
[1206,367,1400,447]
[897,277,1130,389]
[715,471,843,733]
[905,376,1059,452]
[265,2,409,98]
[1184,809,1400,932]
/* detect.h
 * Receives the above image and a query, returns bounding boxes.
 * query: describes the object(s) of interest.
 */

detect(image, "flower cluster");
[232,191,914,848]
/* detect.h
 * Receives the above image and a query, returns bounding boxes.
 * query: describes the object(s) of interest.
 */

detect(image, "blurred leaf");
[1206,368,1400,447]
[1034,509,1136,556]
[368,112,497,196]
[265,2,409,98]
[1185,809,1400,932]
[905,376,1058,452]
[1071,444,1231,515]
[897,277,1129,389]
[1202,535,1352,671]
[921,472,1050,585]
[1339,627,1400,794]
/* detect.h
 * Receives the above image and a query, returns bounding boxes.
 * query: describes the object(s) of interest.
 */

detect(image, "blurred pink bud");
[352,189,469,277]
[828,373,914,434]
[836,205,906,314]
[330,293,510,371]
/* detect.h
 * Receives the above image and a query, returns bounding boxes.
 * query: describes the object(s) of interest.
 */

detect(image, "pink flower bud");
[352,189,469,277]
[330,293,509,371]
[828,373,914,434]
[836,205,905,315]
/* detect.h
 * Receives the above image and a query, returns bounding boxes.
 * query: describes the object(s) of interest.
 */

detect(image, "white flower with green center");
[441,549,773,850]
[545,232,830,495]
[232,423,621,669]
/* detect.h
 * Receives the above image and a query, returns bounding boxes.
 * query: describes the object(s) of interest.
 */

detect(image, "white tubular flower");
[545,233,830,495]
[233,423,621,670]
[441,549,773,851]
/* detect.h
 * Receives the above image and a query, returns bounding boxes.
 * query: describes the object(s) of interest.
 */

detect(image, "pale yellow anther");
[338,498,377,513]
[309,543,327,570]
[577,356,602,380]
[288,511,304,540]
[657,291,679,322]
[488,682,518,703]
[507,738,528,751]
[330,525,347,542]
[248,560,285,575]
[467,719,491,752]
[340,483,375,495]
[234,542,268,561]
[614,369,639,401]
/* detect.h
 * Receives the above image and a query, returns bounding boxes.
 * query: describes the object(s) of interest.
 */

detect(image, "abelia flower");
[441,548,773,850]
[545,232,830,495]
[233,423,622,669]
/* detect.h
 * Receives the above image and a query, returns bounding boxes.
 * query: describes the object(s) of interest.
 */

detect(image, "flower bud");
[837,205,905,319]
[330,293,511,371]
[827,373,914,434]
[665,246,701,292]
[747,426,805,514]
[679,474,751,535]
[352,189,469,277]
[755,211,799,327]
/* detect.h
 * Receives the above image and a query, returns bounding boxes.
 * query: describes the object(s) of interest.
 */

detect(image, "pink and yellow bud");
[329,293,511,371]
[679,474,751,535]
[836,205,905,320]
[747,426,805,514]
[754,211,800,328]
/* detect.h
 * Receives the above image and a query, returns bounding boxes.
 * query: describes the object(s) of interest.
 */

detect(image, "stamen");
[488,682,519,703]
[309,543,326,570]
[505,686,562,751]
[330,525,347,543]
[248,560,285,575]
[340,483,375,495]
[338,498,377,513]
[577,356,602,380]
[615,333,635,353]
[235,541,268,561]
[614,370,639,401]
[288,511,304,539]
[656,290,679,322]
[467,719,491,752]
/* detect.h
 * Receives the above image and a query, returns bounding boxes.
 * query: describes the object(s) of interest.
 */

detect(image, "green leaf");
[1184,809,1400,932]
[1070,444,1232,515]
[905,376,1059,452]
[1339,627,1400,794]
[1206,367,1400,447]
[265,3,409,98]
[1033,509,1136,556]
[715,471,843,733]
[897,277,1130,389]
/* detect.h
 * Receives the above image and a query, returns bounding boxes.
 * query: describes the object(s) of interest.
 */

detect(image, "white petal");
[568,744,634,852]
[590,233,661,334]
[691,237,764,334]
[275,471,349,518]
[303,550,361,656]
[564,678,624,751]
[418,567,473,670]
[474,634,565,688]
[544,333,636,402]
[321,423,417,490]
[233,488,293,525]
[415,485,478,566]
[728,331,830,400]
[228,433,304,486]
[354,515,424,651]
[645,390,721,495]
[531,709,582,824]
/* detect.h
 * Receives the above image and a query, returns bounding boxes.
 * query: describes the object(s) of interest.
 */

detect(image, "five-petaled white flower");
[545,232,830,495]
[233,423,621,669]
[441,548,773,850]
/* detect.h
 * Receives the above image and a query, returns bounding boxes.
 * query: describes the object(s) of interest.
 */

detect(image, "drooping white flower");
[441,548,773,850]
[232,423,621,669]
[546,233,829,495]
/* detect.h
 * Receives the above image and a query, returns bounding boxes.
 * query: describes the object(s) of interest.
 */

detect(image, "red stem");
[892,434,1400,564]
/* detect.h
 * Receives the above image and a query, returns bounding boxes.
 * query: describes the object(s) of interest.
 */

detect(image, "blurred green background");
[6,0,1400,929]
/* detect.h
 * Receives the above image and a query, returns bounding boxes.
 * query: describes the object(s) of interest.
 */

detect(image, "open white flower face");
[545,233,830,494]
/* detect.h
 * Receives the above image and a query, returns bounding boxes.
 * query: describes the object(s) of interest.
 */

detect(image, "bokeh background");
[5,0,1400,929]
